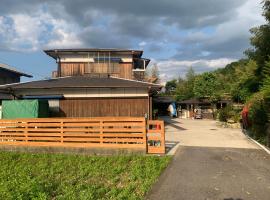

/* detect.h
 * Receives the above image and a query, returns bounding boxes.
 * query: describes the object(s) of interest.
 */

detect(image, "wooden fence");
[0,117,165,154]
[147,120,165,154]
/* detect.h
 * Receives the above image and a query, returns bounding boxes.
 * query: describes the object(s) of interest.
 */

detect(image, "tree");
[184,67,196,98]
[229,60,259,102]
[185,66,195,82]
[245,0,270,81]
[175,77,187,100]
[193,72,220,101]
[260,60,270,100]
[150,63,160,82]
[165,79,177,94]
[174,67,196,101]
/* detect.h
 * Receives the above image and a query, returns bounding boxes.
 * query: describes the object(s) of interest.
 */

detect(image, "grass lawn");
[0,151,171,200]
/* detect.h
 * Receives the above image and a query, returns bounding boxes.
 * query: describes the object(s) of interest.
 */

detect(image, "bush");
[218,107,229,122]
[218,105,240,122]
[247,93,268,144]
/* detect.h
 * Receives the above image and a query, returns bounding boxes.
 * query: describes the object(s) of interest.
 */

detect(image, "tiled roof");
[0,75,161,90]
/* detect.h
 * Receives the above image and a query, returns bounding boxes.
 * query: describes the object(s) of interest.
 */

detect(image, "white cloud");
[9,14,45,51]
[46,29,82,49]
[154,58,236,82]
[139,41,147,47]
[0,10,83,51]
[44,18,82,49]
[0,0,266,81]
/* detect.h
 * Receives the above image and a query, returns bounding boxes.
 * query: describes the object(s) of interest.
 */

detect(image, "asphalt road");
[147,146,270,200]
[147,118,270,200]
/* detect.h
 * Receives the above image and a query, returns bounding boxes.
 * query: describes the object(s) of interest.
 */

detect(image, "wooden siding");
[119,63,133,79]
[0,69,20,85]
[58,98,149,118]
[58,62,135,80]
[59,62,85,76]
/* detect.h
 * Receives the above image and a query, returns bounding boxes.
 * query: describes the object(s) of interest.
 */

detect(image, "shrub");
[247,93,268,144]
[247,92,269,145]
[218,105,240,122]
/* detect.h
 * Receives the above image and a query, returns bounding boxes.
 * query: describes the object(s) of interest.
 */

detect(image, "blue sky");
[0,0,265,83]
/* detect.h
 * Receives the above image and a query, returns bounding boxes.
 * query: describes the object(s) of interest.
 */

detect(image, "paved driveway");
[147,118,270,200]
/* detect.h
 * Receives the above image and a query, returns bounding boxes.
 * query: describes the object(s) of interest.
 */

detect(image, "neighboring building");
[0,63,32,85]
[0,63,32,118]
[178,98,230,119]
[0,49,160,118]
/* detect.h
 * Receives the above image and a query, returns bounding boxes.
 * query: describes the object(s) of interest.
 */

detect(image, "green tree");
[245,0,270,81]
[165,79,177,94]
[175,77,188,101]
[184,67,196,98]
[260,60,270,99]
[193,72,220,101]
[175,67,196,100]
[230,60,259,102]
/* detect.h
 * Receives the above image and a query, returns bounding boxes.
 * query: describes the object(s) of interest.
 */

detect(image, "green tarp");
[2,100,49,119]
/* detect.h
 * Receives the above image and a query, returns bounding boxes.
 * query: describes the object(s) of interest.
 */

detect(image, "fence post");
[100,120,103,144]
[61,120,64,143]
[161,121,165,154]
[24,121,28,143]
[145,118,148,153]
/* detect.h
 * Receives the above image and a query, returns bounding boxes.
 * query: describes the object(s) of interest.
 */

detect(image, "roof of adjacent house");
[0,75,161,91]
[44,48,144,59]
[0,63,32,78]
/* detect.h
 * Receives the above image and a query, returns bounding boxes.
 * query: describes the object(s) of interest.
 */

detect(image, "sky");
[0,0,266,83]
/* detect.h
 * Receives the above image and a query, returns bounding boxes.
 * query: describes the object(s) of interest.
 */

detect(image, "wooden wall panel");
[58,62,132,79]
[59,98,148,118]
[119,63,133,79]
[59,63,85,77]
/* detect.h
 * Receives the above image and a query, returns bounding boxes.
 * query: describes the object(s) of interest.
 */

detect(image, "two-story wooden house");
[1,49,160,118]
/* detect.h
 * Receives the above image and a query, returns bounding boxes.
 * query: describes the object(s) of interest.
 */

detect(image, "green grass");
[0,151,171,200]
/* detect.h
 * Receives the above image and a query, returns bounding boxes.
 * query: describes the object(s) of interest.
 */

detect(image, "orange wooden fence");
[147,120,166,154]
[0,117,165,154]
